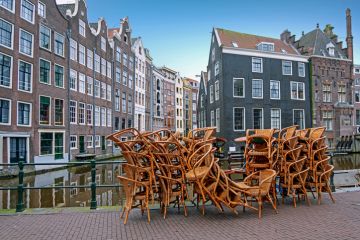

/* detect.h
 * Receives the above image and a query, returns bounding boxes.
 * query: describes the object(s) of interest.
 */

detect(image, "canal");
[0,154,359,210]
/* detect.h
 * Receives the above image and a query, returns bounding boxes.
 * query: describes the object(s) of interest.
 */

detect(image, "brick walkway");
[0,191,360,240]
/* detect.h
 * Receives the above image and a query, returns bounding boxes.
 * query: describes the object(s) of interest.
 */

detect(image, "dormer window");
[326,42,335,57]
[257,42,274,52]
[232,42,238,47]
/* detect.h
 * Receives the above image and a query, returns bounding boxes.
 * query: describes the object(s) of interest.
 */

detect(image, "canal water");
[0,154,359,210]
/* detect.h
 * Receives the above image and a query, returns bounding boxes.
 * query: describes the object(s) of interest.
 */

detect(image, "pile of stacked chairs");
[107,126,335,224]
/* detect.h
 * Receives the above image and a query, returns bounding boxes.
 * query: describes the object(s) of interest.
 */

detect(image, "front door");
[79,136,85,153]
[101,136,106,152]
[10,137,27,163]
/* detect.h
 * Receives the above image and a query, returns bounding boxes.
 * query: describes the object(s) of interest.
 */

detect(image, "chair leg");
[258,199,262,219]
[302,186,311,206]
[120,207,126,219]
[267,194,278,214]
[327,184,335,203]
[292,189,297,208]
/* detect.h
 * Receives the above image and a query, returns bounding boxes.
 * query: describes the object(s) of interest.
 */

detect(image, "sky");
[85,0,360,79]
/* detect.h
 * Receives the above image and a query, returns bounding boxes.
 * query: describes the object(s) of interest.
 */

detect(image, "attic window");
[232,42,238,47]
[257,42,274,52]
[328,47,335,56]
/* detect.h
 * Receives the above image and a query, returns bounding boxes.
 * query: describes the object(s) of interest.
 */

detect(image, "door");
[10,137,27,163]
[101,136,106,152]
[54,133,64,160]
[79,136,85,154]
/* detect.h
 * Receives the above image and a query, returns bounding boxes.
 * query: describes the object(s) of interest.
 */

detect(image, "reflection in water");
[331,154,360,187]
[0,163,124,210]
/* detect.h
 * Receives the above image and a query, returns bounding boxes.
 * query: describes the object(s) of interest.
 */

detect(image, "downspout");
[65,16,71,161]
[92,45,96,154]
[309,60,313,128]
[111,42,115,155]
[149,65,154,131]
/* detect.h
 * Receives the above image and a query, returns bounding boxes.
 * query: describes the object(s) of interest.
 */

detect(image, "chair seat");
[247,150,268,156]
[186,166,210,181]
[234,182,251,189]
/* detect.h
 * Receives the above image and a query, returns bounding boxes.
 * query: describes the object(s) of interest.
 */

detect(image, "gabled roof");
[145,48,152,61]
[296,28,347,59]
[199,71,207,95]
[107,28,118,38]
[57,3,75,17]
[215,28,298,55]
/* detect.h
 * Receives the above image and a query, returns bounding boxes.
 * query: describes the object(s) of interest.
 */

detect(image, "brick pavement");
[0,191,360,240]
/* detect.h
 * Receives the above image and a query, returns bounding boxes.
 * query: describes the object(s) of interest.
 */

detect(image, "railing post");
[16,161,24,212]
[90,159,97,209]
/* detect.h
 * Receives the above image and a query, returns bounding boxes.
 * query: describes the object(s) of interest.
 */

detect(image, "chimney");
[280,30,291,43]
[336,41,343,50]
[346,8,353,61]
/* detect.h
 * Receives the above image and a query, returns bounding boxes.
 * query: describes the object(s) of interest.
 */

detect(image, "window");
[87,77,93,96]
[115,89,120,111]
[19,29,33,56]
[39,59,50,84]
[107,84,111,101]
[87,135,93,148]
[94,80,100,98]
[323,110,333,130]
[252,57,262,73]
[18,61,32,92]
[94,54,100,72]
[257,42,274,52]
[78,73,85,94]
[328,47,335,56]
[123,52,128,66]
[129,74,133,89]
[101,82,106,99]
[252,79,263,98]
[298,62,305,77]
[322,83,331,102]
[107,61,111,78]
[355,91,360,103]
[54,65,63,88]
[95,106,100,126]
[115,67,121,82]
[270,109,281,129]
[79,44,85,65]
[233,78,244,97]
[101,36,106,52]
[355,78,360,86]
[54,99,63,125]
[1,0,14,12]
[291,82,305,100]
[270,80,280,99]
[86,104,93,125]
[39,96,50,125]
[253,108,263,129]
[70,39,77,61]
[215,81,219,101]
[101,58,106,76]
[210,110,214,127]
[101,107,106,126]
[209,85,214,103]
[107,108,111,127]
[95,135,100,147]
[21,0,34,23]
[70,136,77,149]
[87,49,93,69]
[233,107,245,131]
[282,61,292,75]
[78,102,85,125]
[116,47,121,62]
[70,100,77,124]
[17,102,31,126]
[0,53,11,88]
[70,69,77,91]
[214,61,220,76]
[40,132,64,159]
[79,19,85,37]
[38,1,45,18]
[54,133,64,159]
[0,18,13,48]
[128,95,132,114]
[122,92,126,113]
[123,70,127,85]
[0,98,10,124]
[39,25,50,50]
[293,109,305,129]
[54,33,64,56]
[216,108,220,132]
[338,84,346,103]
[356,110,360,126]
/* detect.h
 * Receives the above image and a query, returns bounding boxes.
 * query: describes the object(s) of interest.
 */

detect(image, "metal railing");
[0,159,125,212]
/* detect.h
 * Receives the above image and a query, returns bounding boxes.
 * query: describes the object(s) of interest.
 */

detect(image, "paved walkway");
[1,191,360,240]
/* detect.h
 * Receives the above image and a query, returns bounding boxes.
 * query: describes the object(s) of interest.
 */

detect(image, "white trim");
[39,24,51,52]
[20,0,35,24]
[0,18,14,50]
[214,28,222,46]
[0,0,15,13]
[54,98,64,126]
[252,79,263,99]
[0,97,11,125]
[54,63,65,89]
[290,81,305,101]
[38,1,46,18]
[17,59,33,93]
[209,85,214,103]
[233,78,245,98]
[39,95,51,125]
[70,135,78,150]
[38,131,65,157]
[293,109,305,129]
[69,100,77,124]
[252,108,264,129]
[0,51,13,89]
[222,47,309,62]
[39,58,51,85]
[214,81,219,101]
[233,107,245,132]
[298,62,305,77]
[310,54,352,62]
[78,44,86,66]
[54,32,65,57]
[252,57,263,73]
[270,80,280,100]
[19,28,34,58]
[270,108,281,129]
[215,108,220,133]
[78,102,85,125]
[16,101,32,127]
[210,110,215,127]
[282,60,292,75]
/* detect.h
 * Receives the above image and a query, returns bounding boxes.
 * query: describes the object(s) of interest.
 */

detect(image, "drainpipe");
[111,42,115,155]
[92,46,96,154]
[149,64,154,131]
[65,15,72,161]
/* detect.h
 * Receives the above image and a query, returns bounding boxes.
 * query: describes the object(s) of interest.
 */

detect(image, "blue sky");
[86,0,360,79]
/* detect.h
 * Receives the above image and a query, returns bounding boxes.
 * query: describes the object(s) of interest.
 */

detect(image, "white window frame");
[0,97,11,125]
[70,69,77,91]
[252,57,263,73]
[214,61,220,76]
[101,36,106,52]
[253,108,264,129]
[210,85,214,103]
[78,44,85,65]
[79,19,86,37]
[70,135,77,149]
[270,108,281,129]
[78,73,85,94]
[39,58,51,85]
[87,76,93,96]
[39,95,51,126]
[87,135,93,148]
[19,28,34,57]
[38,1,46,18]
[20,0,35,24]
[107,61,111,78]
[95,135,101,148]
[54,32,65,57]
[69,100,77,124]
[293,109,305,129]
[70,38,77,61]
[18,59,33,93]
[210,110,214,127]
[39,24,51,51]
[106,84,111,101]
[87,49,93,69]
[233,78,245,98]
[290,81,305,100]
[215,108,220,133]
[233,107,245,132]
[0,0,15,13]
[298,62,305,77]
[252,79,263,99]
[282,60,292,75]
[107,108,111,127]
[0,18,14,50]
[270,80,280,100]
[78,102,85,125]
[215,81,219,101]
[0,52,13,89]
